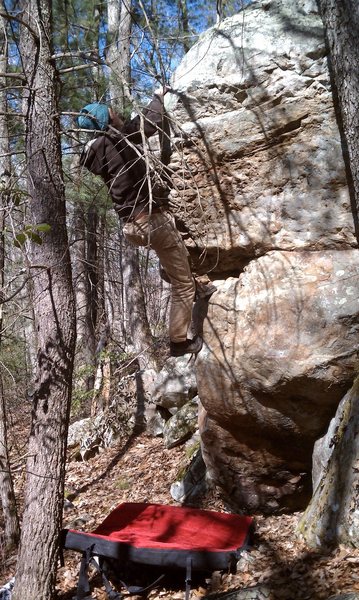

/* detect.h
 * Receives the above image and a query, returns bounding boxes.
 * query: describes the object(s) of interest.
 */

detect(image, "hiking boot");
[195,280,217,300]
[170,335,203,357]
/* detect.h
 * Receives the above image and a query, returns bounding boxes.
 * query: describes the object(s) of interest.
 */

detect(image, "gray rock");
[145,402,167,437]
[197,250,359,512]
[68,409,129,460]
[170,447,207,503]
[136,368,157,402]
[163,397,199,449]
[0,578,15,600]
[67,418,92,449]
[167,0,354,275]
[299,378,359,548]
[152,356,197,410]
[166,0,359,514]
[63,498,75,512]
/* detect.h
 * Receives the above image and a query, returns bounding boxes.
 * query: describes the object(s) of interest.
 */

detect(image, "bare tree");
[0,9,20,552]
[178,0,191,52]
[11,0,76,597]
[106,0,159,372]
[107,0,132,111]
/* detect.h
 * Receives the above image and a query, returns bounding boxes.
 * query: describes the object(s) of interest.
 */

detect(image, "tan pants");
[123,210,195,343]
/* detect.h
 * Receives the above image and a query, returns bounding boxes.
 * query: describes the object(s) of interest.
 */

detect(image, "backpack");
[61,502,254,600]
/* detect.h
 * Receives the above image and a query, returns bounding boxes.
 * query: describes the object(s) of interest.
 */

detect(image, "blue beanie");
[77,103,109,131]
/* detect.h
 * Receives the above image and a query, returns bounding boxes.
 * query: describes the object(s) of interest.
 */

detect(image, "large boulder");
[165,0,359,512]
[197,250,359,512]
[167,0,355,275]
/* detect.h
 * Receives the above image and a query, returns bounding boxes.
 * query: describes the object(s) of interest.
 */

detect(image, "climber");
[77,87,210,357]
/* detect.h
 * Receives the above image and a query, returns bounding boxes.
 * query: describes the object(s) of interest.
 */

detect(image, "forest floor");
[1,412,359,599]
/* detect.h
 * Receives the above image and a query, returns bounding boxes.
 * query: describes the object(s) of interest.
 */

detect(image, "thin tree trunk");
[91,214,111,415]
[107,0,132,112]
[72,200,92,366]
[70,143,100,397]
[12,1,76,598]
[85,203,99,370]
[122,243,158,370]
[0,7,20,553]
[0,384,19,553]
[178,0,191,53]
[106,0,159,371]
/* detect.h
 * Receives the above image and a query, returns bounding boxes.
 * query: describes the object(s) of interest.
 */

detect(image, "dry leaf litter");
[1,405,359,600]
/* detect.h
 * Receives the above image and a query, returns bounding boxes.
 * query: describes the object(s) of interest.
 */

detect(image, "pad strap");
[185,556,192,600]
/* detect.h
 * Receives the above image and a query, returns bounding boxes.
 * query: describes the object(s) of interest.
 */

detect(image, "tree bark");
[178,0,191,53]
[122,242,158,370]
[107,0,132,112]
[318,0,359,238]
[0,382,19,553]
[12,1,76,598]
[0,7,20,553]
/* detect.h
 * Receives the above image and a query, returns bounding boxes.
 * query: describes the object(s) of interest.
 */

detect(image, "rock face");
[151,356,197,410]
[167,0,355,275]
[163,397,199,449]
[197,250,359,512]
[167,0,359,511]
[299,378,359,548]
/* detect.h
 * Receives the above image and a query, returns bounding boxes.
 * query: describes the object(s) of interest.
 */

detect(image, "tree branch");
[59,63,103,74]
[0,11,39,40]
[0,71,25,81]
[51,50,100,61]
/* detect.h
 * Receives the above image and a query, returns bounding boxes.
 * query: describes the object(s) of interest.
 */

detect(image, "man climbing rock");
[78,87,211,357]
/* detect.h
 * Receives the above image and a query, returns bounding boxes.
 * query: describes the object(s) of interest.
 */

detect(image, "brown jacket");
[80,94,169,218]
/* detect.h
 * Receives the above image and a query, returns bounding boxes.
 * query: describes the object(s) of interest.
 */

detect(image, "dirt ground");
[1,425,359,600]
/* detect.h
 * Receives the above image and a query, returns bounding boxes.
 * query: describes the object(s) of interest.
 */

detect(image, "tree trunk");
[70,143,104,399]
[12,1,76,598]
[107,0,132,112]
[72,198,94,378]
[91,214,111,415]
[298,378,359,548]
[0,382,19,553]
[0,7,20,553]
[318,0,359,238]
[85,203,99,376]
[178,0,191,53]
[122,242,158,370]
[106,0,159,371]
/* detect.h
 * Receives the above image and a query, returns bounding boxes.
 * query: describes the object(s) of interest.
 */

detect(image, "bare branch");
[0,11,39,40]
[0,71,25,81]
[59,63,103,74]
[51,50,99,61]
